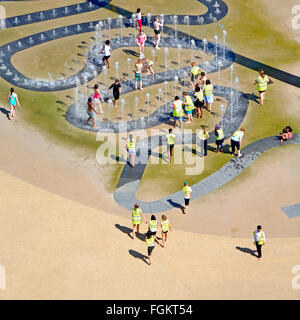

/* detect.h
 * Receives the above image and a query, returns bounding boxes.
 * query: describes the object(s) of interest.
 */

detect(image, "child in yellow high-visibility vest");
[161,215,173,248]
[145,231,155,265]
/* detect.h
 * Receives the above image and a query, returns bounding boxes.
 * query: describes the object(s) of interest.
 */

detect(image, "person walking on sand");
[136,30,147,56]
[172,96,184,128]
[93,84,104,114]
[231,128,245,157]
[8,88,20,120]
[161,215,172,248]
[126,134,136,167]
[108,79,121,107]
[136,8,143,32]
[194,85,204,118]
[134,59,144,90]
[214,124,224,153]
[145,231,155,265]
[148,215,158,242]
[153,16,164,49]
[198,125,209,157]
[182,181,192,214]
[86,97,99,128]
[204,79,215,112]
[166,128,176,163]
[131,203,147,240]
[182,91,194,124]
[254,70,270,106]
[253,225,266,260]
[100,40,111,69]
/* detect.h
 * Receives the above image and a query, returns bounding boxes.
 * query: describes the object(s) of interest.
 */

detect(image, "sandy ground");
[0,169,299,300]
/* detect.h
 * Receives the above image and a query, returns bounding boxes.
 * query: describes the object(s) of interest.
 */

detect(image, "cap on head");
[184,181,188,186]
[115,79,119,83]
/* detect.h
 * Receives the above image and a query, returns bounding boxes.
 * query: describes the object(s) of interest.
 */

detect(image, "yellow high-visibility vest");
[161,220,170,232]
[166,134,175,145]
[127,139,136,150]
[184,96,194,112]
[173,100,183,117]
[146,235,155,247]
[195,90,204,102]
[183,186,192,198]
[131,208,142,224]
[253,231,265,245]
[215,128,224,140]
[198,129,209,140]
[191,66,200,76]
[257,75,268,92]
[204,84,213,97]
[149,220,158,232]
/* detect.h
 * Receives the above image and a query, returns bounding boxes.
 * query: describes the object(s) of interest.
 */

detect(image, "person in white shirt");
[100,40,111,68]
[253,225,266,260]
[231,128,245,157]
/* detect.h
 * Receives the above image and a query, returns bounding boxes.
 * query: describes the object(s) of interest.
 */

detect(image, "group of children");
[130,203,173,265]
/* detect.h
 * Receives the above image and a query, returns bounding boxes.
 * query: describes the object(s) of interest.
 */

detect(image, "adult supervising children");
[198,126,209,156]
[172,96,184,128]
[131,203,147,240]
[166,128,176,163]
[253,225,266,260]
[100,40,111,68]
[8,88,20,120]
[254,70,270,106]
[231,128,245,157]
[183,181,192,214]
[214,124,224,153]
[126,134,136,167]
[134,59,143,90]
[182,91,194,124]
[108,79,121,107]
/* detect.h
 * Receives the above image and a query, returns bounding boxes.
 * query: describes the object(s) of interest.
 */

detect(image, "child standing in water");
[161,215,172,248]
[93,84,104,114]
[153,16,163,49]
[134,59,144,90]
[86,97,99,128]
[8,88,20,120]
[136,30,147,56]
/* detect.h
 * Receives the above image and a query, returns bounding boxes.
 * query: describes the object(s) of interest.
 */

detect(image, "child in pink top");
[93,84,104,114]
[136,31,147,56]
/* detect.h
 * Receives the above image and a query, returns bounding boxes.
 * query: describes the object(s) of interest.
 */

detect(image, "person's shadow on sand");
[129,249,149,265]
[0,107,10,120]
[115,224,145,241]
[236,246,258,257]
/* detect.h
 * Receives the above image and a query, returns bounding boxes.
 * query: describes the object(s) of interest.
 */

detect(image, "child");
[153,16,163,49]
[214,124,224,153]
[149,215,158,237]
[131,203,147,240]
[254,69,270,106]
[166,128,176,163]
[8,88,20,120]
[204,79,215,112]
[100,40,111,68]
[279,126,293,142]
[108,79,121,107]
[93,84,104,114]
[198,126,209,156]
[172,96,184,128]
[182,91,194,124]
[182,181,192,214]
[143,57,154,74]
[136,30,147,56]
[231,128,245,157]
[134,59,143,90]
[190,62,200,88]
[86,97,99,128]
[198,71,207,86]
[145,231,155,265]
[136,8,143,32]
[194,85,204,118]
[126,134,136,167]
[161,215,172,248]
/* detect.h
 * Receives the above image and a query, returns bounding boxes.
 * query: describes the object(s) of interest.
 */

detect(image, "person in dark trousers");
[108,79,121,107]
[214,124,224,153]
[253,225,266,260]
[198,125,209,156]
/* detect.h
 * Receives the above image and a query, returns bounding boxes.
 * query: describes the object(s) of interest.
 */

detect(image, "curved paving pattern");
[114,134,300,213]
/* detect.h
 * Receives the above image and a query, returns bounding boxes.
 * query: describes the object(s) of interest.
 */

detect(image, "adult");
[204,79,215,112]
[8,88,20,120]
[136,30,147,56]
[108,79,121,107]
[198,126,209,157]
[100,40,111,68]
[134,59,143,90]
[231,128,245,157]
[214,124,224,153]
[131,203,147,240]
[254,70,270,106]
[126,134,136,167]
[172,95,184,128]
[153,16,163,49]
[182,181,192,214]
[253,225,266,260]
[93,84,104,114]
[86,97,99,128]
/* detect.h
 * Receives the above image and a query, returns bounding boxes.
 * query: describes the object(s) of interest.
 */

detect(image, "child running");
[182,91,194,124]
[194,85,204,118]
[93,84,104,114]
[136,30,147,56]
[145,231,155,265]
[153,16,164,49]
[254,69,270,106]
[136,8,143,32]
[131,203,147,240]
[134,59,144,90]
[100,40,111,68]
[161,215,173,248]
[8,88,20,120]
[86,97,99,128]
